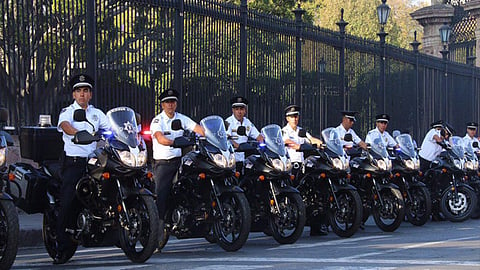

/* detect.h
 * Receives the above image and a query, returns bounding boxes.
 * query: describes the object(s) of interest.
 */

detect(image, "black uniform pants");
[153,158,181,220]
[56,156,86,252]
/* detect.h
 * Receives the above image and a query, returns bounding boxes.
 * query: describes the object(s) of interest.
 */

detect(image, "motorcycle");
[422,136,477,222]
[7,107,158,263]
[0,112,19,270]
[465,141,480,219]
[390,133,432,226]
[158,115,251,252]
[236,124,305,244]
[348,132,405,232]
[296,127,362,238]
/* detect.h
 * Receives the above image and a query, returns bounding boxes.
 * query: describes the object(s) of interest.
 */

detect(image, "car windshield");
[396,134,417,158]
[321,127,344,156]
[370,132,388,158]
[106,107,139,148]
[200,115,228,151]
[261,124,286,157]
[450,136,465,159]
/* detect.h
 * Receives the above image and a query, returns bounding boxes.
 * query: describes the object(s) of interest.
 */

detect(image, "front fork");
[371,178,385,208]
[116,179,130,229]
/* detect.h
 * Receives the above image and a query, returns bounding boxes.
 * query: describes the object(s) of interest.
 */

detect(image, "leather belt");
[65,156,88,163]
[154,157,181,165]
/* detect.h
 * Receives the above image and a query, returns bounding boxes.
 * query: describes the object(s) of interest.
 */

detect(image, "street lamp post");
[318,58,326,132]
[377,0,390,113]
[439,22,451,120]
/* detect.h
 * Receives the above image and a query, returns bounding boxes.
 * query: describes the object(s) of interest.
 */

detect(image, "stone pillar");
[410,4,454,58]
[464,0,480,67]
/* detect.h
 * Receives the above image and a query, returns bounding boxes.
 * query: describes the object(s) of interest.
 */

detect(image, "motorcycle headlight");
[377,159,387,171]
[0,148,5,167]
[271,158,286,171]
[332,158,345,170]
[212,153,228,168]
[228,152,236,168]
[453,159,463,170]
[285,158,292,171]
[115,149,147,167]
[475,160,479,170]
[405,160,415,170]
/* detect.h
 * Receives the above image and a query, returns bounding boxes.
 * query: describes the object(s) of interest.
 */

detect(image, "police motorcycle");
[465,141,480,219]
[157,115,251,252]
[0,109,18,270]
[423,136,477,222]
[7,107,159,263]
[235,124,306,244]
[295,127,362,238]
[347,132,405,232]
[390,134,431,226]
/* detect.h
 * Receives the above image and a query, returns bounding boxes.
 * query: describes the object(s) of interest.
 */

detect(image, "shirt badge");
[92,114,99,122]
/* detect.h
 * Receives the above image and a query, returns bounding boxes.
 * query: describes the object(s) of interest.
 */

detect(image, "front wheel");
[372,188,405,232]
[328,189,362,238]
[0,199,19,270]
[405,186,432,226]
[440,185,477,222]
[213,192,251,252]
[119,196,159,263]
[268,193,306,244]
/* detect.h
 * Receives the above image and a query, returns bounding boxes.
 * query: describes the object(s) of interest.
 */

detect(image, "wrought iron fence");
[0,0,479,144]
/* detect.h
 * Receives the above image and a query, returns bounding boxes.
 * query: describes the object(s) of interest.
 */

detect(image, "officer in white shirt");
[418,120,445,172]
[55,73,110,264]
[335,111,367,150]
[225,96,263,174]
[150,88,205,248]
[365,113,398,148]
[463,122,479,151]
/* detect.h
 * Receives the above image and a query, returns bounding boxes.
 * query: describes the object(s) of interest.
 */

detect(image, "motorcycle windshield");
[200,115,228,151]
[321,127,344,156]
[396,134,417,158]
[464,141,477,160]
[450,136,465,159]
[0,135,5,148]
[106,107,139,148]
[370,133,388,158]
[261,124,286,157]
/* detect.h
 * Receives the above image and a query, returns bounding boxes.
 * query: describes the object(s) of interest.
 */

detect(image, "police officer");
[150,88,205,249]
[365,113,398,148]
[335,111,367,150]
[418,120,445,173]
[56,73,110,264]
[463,122,479,151]
[225,96,263,174]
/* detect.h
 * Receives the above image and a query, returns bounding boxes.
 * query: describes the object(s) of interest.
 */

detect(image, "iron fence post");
[240,0,247,98]
[175,0,185,111]
[440,48,449,120]
[378,31,387,113]
[337,9,348,110]
[86,0,97,104]
[410,31,421,141]
[293,4,305,105]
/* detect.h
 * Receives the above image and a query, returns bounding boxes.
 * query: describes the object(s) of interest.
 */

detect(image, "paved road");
[12,218,480,270]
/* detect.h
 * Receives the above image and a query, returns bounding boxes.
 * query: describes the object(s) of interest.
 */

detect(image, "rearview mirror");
[344,133,353,142]
[298,129,307,138]
[171,119,182,131]
[473,142,479,148]
[236,126,246,136]
[73,109,87,122]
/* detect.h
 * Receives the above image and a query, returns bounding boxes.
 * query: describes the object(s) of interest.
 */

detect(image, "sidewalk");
[18,211,44,247]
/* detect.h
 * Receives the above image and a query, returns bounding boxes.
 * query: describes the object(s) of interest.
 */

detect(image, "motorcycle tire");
[213,192,251,252]
[204,227,217,244]
[372,188,405,232]
[268,192,306,244]
[0,199,19,270]
[119,196,159,263]
[405,186,432,226]
[328,189,362,238]
[440,185,478,222]
[42,209,77,262]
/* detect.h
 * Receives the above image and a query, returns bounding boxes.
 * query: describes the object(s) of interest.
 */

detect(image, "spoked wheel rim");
[271,195,298,238]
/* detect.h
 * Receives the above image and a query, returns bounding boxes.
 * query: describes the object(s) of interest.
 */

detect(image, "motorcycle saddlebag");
[7,163,49,214]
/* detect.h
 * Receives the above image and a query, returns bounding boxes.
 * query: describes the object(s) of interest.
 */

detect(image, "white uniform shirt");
[57,101,110,157]
[282,124,311,163]
[463,134,480,151]
[225,115,260,162]
[419,128,443,161]
[365,127,397,147]
[150,111,197,160]
[335,124,362,146]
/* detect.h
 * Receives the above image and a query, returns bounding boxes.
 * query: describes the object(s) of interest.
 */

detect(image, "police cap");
[69,73,94,91]
[341,110,357,122]
[230,96,248,108]
[467,122,478,129]
[159,88,179,103]
[285,105,300,117]
[375,113,390,123]
[430,120,444,129]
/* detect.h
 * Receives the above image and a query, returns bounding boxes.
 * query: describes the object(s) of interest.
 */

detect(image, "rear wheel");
[440,185,477,222]
[372,188,405,232]
[119,196,159,263]
[0,200,19,270]
[328,189,362,238]
[42,209,77,262]
[213,192,251,252]
[405,186,432,226]
[268,193,305,244]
